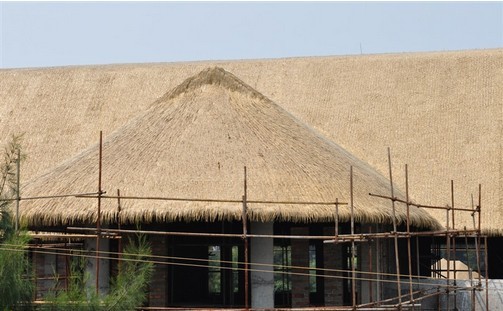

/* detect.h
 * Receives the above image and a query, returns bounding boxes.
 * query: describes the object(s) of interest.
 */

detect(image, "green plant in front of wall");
[0,135,34,310]
[42,233,154,311]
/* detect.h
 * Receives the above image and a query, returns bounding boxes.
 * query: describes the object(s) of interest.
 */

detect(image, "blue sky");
[0,2,502,69]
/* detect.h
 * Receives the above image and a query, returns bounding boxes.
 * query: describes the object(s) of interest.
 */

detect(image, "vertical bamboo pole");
[465,226,475,311]
[471,194,482,288]
[96,131,103,294]
[368,225,373,303]
[415,236,420,283]
[446,208,451,311]
[242,166,249,310]
[405,165,414,308]
[376,224,382,304]
[480,184,489,311]
[387,148,402,309]
[477,187,483,287]
[350,166,356,310]
[65,243,70,291]
[335,198,339,237]
[117,189,122,275]
[15,148,20,231]
[451,180,457,310]
[484,236,489,311]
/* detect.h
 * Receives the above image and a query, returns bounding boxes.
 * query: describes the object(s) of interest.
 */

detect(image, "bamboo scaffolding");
[13,135,490,311]
[8,244,484,291]
[68,226,481,241]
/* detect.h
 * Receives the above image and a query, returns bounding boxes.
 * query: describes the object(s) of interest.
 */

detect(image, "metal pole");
[96,131,103,294]
[242,166,249,310]
[15,148,20,231]
[387,148,402,310]
[350,166,357,310]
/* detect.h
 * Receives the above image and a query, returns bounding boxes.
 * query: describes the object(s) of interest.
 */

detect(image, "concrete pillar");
[323,227,344,306]
[250,221,274,309]
[85,237,110,295]
[291,227,310,307]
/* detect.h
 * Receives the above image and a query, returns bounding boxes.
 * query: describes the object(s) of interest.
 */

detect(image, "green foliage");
[103,234,154,310]
[42,234,153,311]
[0,135,33,310]
[42,255,100,310]
[0,135,153,310]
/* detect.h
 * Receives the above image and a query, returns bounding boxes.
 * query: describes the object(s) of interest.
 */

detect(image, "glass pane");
[208,246,221,294]
[274,245,291,292]
[232,246,239,293]
[309,244,317,293]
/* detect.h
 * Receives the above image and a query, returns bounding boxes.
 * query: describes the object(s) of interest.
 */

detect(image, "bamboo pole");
[465,226,475,311]
[387,148,402,310]
[368,225,374,303]
[15,148,20,231]
[95,131,103,294]
[335,199,339,237]
[75,194,348,206]
[484,236,489,311]
[350,166,356,310]
[117,189,122,275]
[242,166,249,311]
[368,193,475,212]
[415,236,420,284]
[445,207,450,311]
[68,226,479,241]
[451,180,457,310]
[405,165,414,308]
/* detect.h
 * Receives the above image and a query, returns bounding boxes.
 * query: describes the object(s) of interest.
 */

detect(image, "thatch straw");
[19,67,438,229]
[1,49,501,234]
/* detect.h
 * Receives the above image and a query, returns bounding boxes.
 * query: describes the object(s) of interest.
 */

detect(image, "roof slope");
[1,49,500,234]
[19,68,438,229]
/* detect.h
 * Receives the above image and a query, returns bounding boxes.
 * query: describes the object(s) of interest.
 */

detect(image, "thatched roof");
[18,67,438,228]
[1,49,501,234]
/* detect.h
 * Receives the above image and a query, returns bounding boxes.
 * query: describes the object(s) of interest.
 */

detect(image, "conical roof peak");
[159,67,267,103]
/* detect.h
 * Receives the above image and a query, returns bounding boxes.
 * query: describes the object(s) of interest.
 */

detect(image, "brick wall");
[323,227,344,306]
[148,235,169,307]
[291,227,310,307]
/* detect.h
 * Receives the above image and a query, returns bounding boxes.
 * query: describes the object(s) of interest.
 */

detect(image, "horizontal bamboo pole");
[75,194,348,206]
[369,193,476,212]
